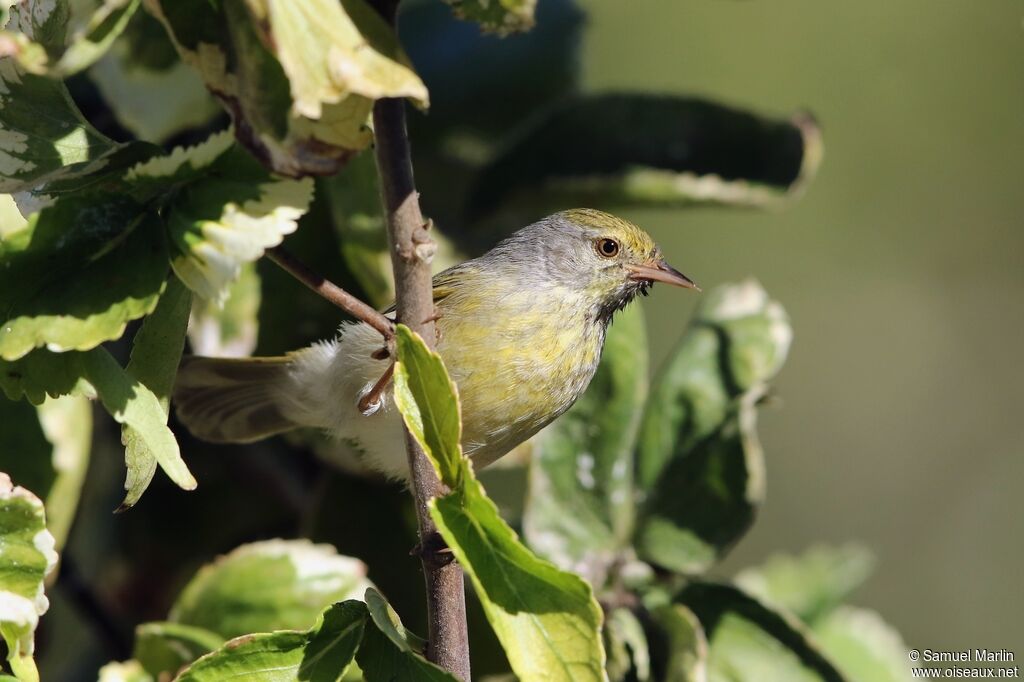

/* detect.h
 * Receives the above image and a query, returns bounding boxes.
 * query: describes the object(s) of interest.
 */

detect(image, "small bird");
[173,209,698,479]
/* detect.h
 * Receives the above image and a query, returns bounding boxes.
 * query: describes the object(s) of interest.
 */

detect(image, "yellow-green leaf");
[169,539,374,639]
[5,0,141,77]
[133,622,224,680]
[393,325,463,490]
[0,473,57,682]
[175,601,367,682]
[119,277,192,509]
[392,324,607,681]
[81,347,196,491]
[356,589,458,682]
[431,474,607,682]
[0,202,168,362]
[146,0,428,176]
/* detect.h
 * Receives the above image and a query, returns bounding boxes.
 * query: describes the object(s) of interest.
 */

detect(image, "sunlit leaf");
[813,606,910,682]
[442,0,536,35]
[5,0,141,76]
[468,94,822,221]
[146,0,428,176]
[524,304,647,586]
[635,280,791,574]
[0,57,115,195]
[393,327,606,682]
[432,473,607,682]
[0,395,98,553]
[133,622,225,679]
[119,276,192,509]
[88,13,221,143]
[131,132,313,303]
[393,325,464,490]
[81,347,196,492]
[355,588,458,682]
[0,473,57,682]
[0,349,91,405]
[0,201,168,361]
[734,545,876,625]
[677,582,844,682]
[0,343,193,495]
[169,539,374,639]
[175,601,366,682]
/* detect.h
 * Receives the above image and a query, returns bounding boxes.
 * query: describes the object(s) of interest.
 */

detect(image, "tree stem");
[373,97,471,679]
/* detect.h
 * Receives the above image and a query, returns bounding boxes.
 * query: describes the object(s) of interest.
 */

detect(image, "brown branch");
[265,246,395,343]
[373,97,471,679]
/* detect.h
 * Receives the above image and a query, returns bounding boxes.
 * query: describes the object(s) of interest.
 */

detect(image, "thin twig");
[265,246,395,343]
[373,92,472,681]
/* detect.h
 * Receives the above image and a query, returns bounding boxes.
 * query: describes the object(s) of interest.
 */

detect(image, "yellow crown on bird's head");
[560,208,660,261]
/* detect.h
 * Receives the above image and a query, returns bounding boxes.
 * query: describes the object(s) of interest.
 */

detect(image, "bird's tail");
[173,355,299,444]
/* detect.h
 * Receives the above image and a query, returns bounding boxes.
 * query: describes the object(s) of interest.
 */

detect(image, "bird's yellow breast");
[434,277,605,467]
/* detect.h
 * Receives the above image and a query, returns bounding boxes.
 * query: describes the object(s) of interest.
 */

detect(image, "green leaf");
[0,343,192,499]
[138,135,313,303]
[5,0,141,76]
[133,622,225,679]
[648,604,708,682]
[119,277,192,510]
[734,545,877,625]
[0,392,90,574]
[87,9,221,143]
[635,280,792,574]
[468,94,823,221]
[175,601,366,682]
[393,325,464,489]
[677,582,845,682]
[392,326,607,681]
[169,539,374,639]
[812,606,910,682]
[81,347,196,491]
[431,475,607,682]
[523,304,647,586]
[604,607,651,682]
[0,473,57,682]
[0,349,91,405]
[355,588,458,682]
[186,262,261,358]
[0,201,168,361]
[442,0,536,35]
[146,0,427,176]
[0,57,121,195]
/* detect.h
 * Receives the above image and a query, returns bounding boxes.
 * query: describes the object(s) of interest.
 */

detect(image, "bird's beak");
[626,259,701,291]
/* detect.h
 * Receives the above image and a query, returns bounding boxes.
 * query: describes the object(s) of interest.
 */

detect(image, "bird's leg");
[357,362,395,416]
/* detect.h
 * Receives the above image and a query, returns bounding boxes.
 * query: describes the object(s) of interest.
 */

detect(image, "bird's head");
[492,208,698,322]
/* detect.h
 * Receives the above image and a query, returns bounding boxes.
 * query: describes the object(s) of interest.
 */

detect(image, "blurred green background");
[578,0,1024,653]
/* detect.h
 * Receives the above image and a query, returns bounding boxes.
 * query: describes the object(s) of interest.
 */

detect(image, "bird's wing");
[381,263,472,317]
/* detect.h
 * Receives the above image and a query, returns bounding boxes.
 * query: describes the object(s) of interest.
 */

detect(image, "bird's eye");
[596,238,620,258]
